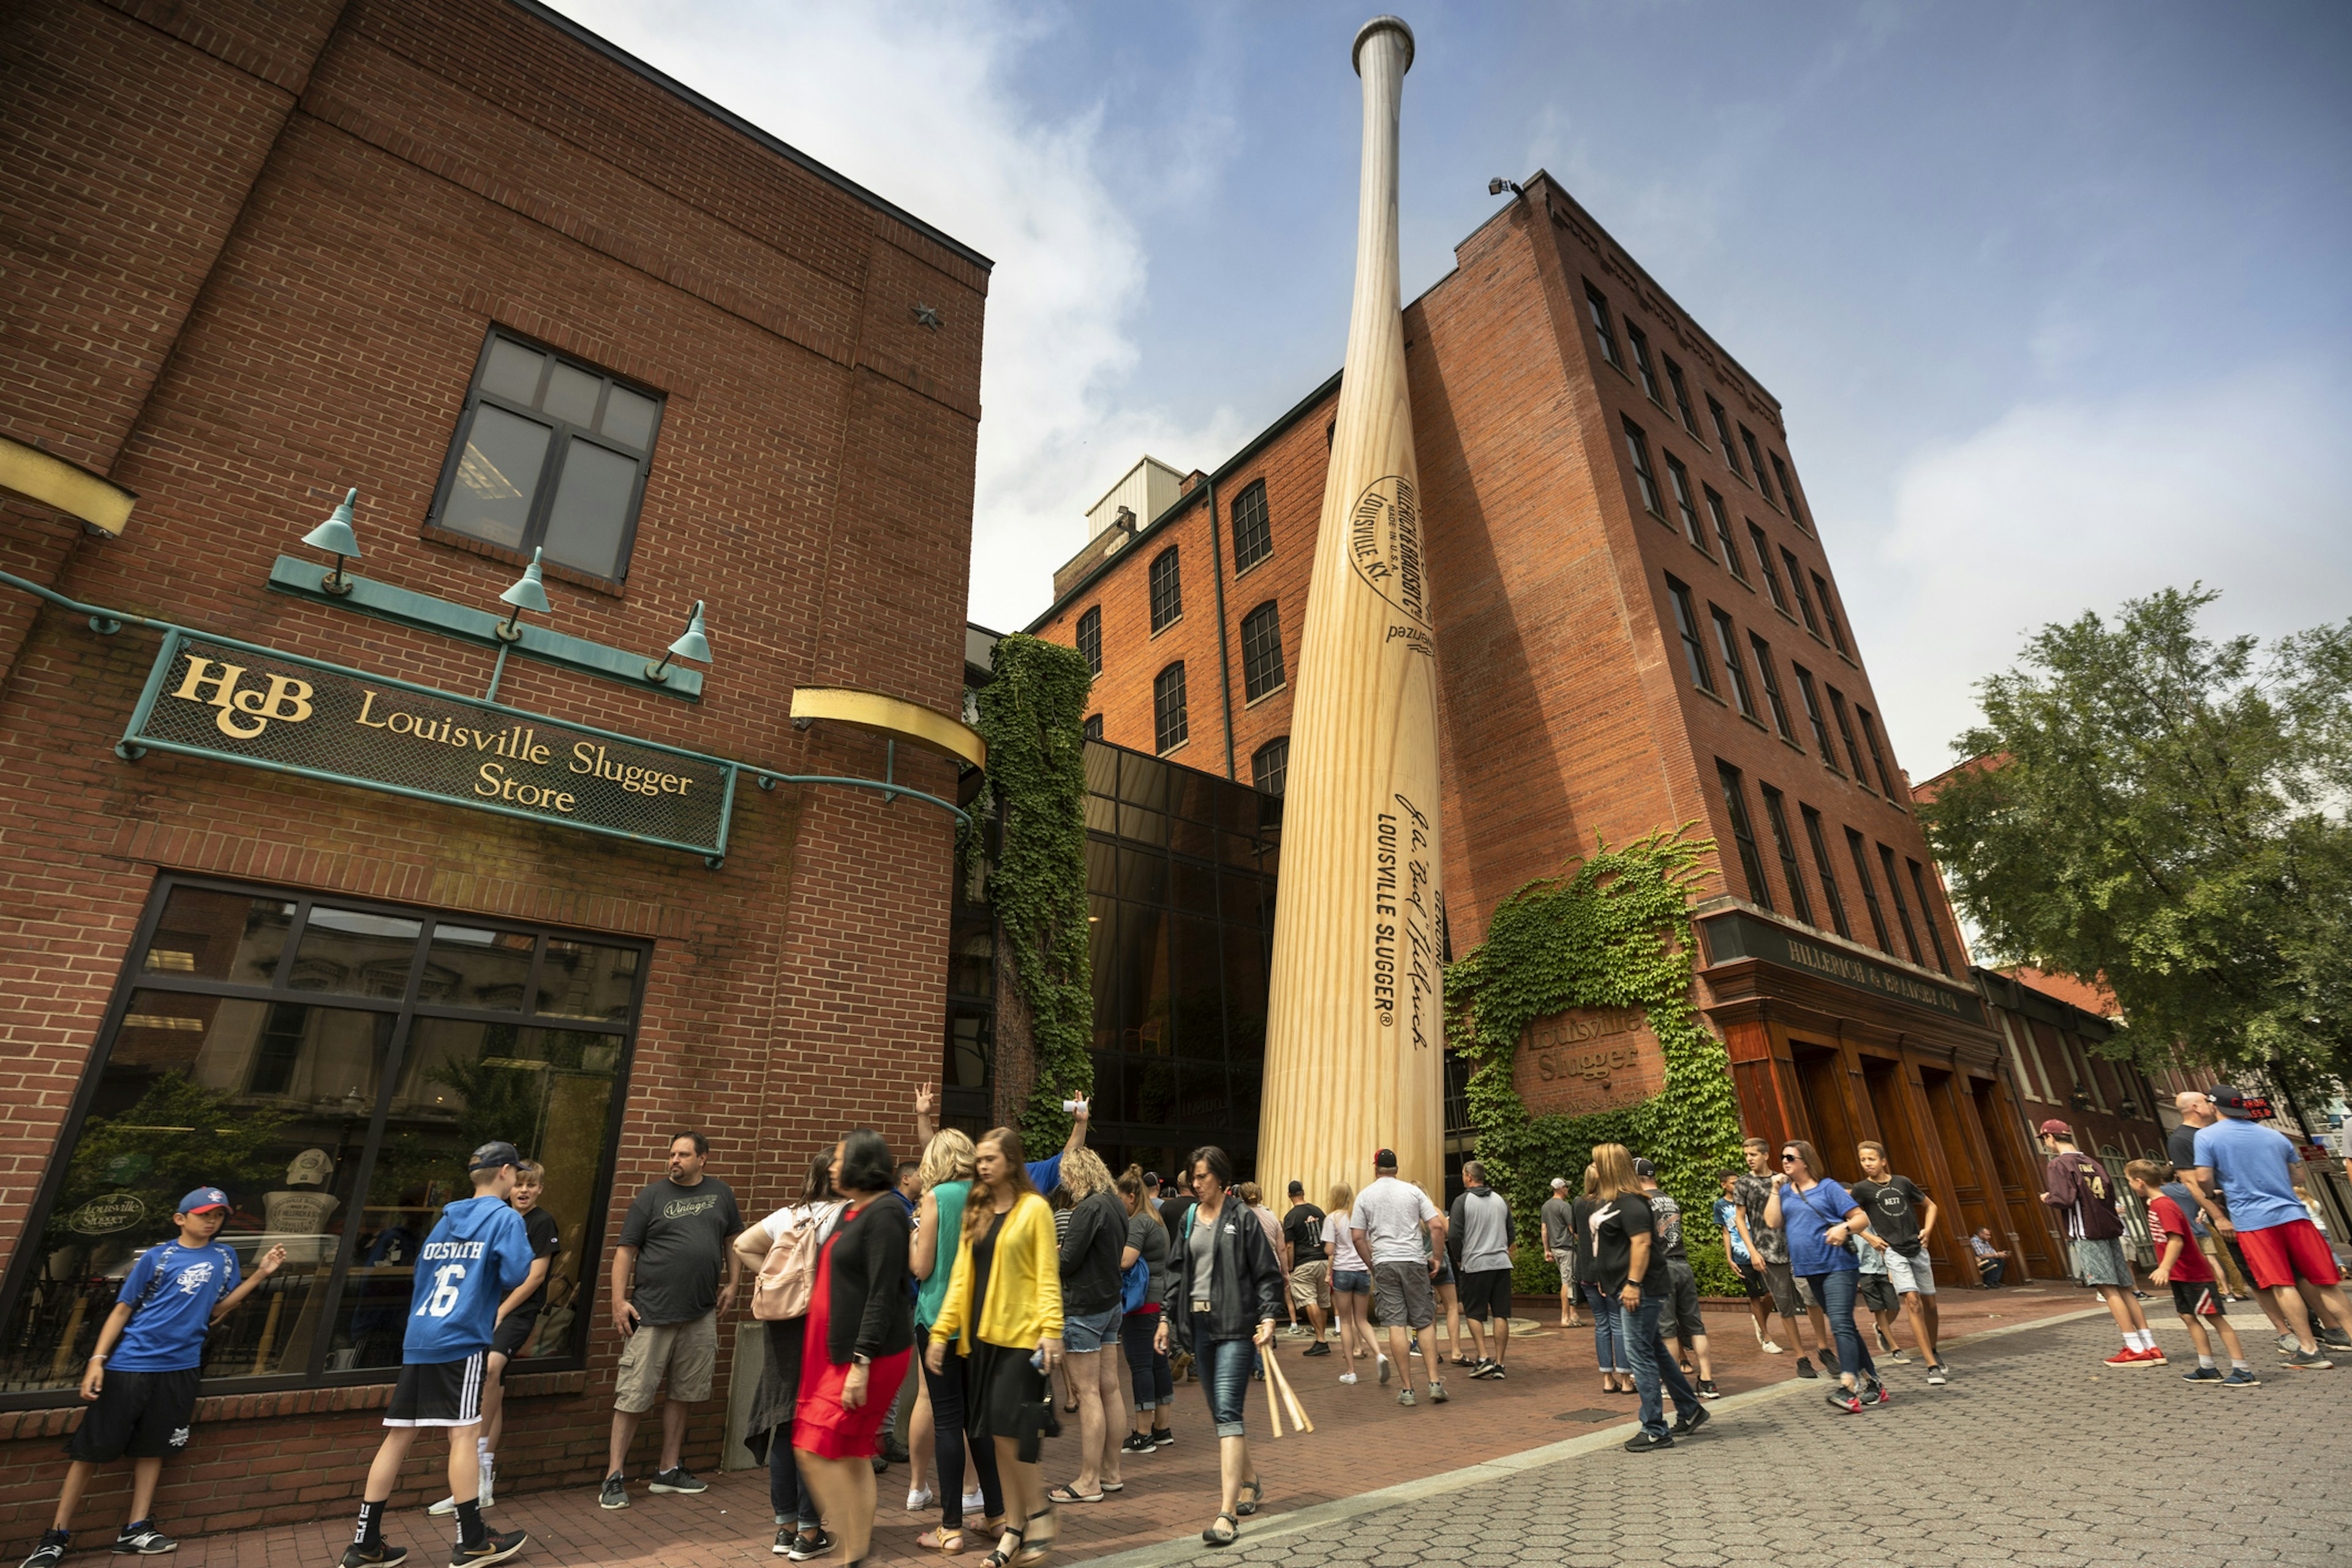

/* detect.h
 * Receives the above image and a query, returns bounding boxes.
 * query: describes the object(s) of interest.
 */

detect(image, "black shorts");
[1458,1267,1514,1322]
[1735,1261,1770,1300]
[2170,1280,2226,1318]
[1857,1272,1899,1314]
[66,1368,200,1462]
[491,1308,540,1360]
[385,1352,487,1428]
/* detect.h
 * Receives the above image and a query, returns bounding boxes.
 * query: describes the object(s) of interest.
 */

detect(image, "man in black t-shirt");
[1281,1182,1330,1354]
[1853,1142,1945,1380]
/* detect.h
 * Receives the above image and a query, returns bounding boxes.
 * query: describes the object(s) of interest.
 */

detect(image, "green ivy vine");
[1443,827,1748,1297]
[965,634,1095,1150]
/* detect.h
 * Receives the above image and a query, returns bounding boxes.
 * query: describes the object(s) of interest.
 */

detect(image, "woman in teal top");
[910,1129,1000,1551]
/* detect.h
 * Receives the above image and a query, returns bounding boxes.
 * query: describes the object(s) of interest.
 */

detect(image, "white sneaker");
[427,1495,458,1517]
[960,1487,984,1513]
[906,1487,936,1512]
[1339,1371,1359,1385]
[1760,1341,1784,1355]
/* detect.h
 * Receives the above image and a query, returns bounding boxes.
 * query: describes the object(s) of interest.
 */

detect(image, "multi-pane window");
[1907,859,1954,973]
[1252,736,1289,797]
[1760,785,1815,925]
[1741,426,1777,508]
[1827,685,1871,788]
[1811,572,1849,656]
[1803,805,1852,938]
[1706,489,1743,578]
[1751,525,1788,612]
[1856,707,1901,801]
[1667,575,1714,694]
[1665,358,1701,436]
[1879,843,1926,965]
[1750,634,1796,742]
[1845,827,1893,950]
[1149,548,1183,633]
[1793,663,1837,768]
[1624,420,1665,517]
[1665,456,1706,550]
[1240,601,1286,701]
[1083,714,1104,742]
[1627,324,1662,403]
[1771,453,1808,532]
[432,331,665,581]
[1717,762,1774,910]
[1076,606,1103,676]
[1585,282,1623,368]
[0,878,644,1394]
[1231,480,1273,573]
[1712,609,1756,718]
[1709,396,1743,477]
[1783,550,1822,636]
[1152,662,1189,753]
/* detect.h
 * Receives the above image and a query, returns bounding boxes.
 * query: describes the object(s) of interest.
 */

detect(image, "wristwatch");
[852,1352,872,1367]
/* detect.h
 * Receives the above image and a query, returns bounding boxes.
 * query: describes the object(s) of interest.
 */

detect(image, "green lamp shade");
[302,488,362,559]
[667,601,711,665]
[499,548,551,614]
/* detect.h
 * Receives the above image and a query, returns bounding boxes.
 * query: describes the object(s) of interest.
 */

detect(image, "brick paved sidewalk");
[141,1283,2105,1567]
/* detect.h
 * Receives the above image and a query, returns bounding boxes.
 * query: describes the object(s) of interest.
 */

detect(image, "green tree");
[1922,586,2352,1095]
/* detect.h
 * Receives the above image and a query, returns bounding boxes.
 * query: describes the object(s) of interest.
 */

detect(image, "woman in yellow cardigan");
[927,1126,1065,1568]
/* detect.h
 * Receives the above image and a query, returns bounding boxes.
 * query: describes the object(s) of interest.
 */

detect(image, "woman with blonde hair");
[910,1128,997,1553]
[1047,1148,1128,1504]
[1322,1182,1379,1381]
[928,1128,1063,1568]
[1590,1144,1705,1452]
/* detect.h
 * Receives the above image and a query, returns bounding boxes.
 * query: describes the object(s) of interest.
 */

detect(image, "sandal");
[1236,1478,1264,1518]
[979,1526,1023,1568]
[1202,1512,1239,1547]
[1450,1354,1476,1368]
[1101,1480,1124,1493]
[918,1527,965,1554]
[1044,1483,1102,1505]
[1014,1505,1057,1566]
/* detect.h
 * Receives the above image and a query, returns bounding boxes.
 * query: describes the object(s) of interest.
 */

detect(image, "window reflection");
[289,909,421,998]
[536,940,638,1020]
[140,888,293,984]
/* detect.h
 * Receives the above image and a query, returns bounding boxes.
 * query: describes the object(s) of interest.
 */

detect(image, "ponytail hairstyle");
[1116,1163,1148,1214]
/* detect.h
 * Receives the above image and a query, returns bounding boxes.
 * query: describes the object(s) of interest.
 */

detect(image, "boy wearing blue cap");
[20,1188,286,1566]
[343,1142,536,1568]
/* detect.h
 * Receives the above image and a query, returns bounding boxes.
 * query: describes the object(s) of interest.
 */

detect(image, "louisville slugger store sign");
[120,631,737,858]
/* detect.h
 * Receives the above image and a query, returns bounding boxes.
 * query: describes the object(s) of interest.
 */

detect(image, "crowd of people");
[22,1081,2349,1568]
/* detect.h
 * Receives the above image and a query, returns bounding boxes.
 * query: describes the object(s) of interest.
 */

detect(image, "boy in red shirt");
[2127,1160,2256,1387]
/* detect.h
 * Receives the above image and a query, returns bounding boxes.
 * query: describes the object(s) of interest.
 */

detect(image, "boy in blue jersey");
[344,1144,536,1568]
[20,1188,285,1567]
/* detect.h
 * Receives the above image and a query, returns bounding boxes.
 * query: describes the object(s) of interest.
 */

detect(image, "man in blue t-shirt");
[343,1143,536,1568]
[2190,1087,2352,1371]
[20,1189,285,1567]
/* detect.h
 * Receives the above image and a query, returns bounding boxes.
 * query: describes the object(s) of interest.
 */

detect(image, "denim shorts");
[1332,1269,1371,1296]
[1063,1303,1121,1354]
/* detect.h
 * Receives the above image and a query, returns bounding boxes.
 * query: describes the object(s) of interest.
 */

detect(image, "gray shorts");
[1762,1260,1806,1320]
[1886,1248,1936,1297]
[2070,1237,2133,1288]
[1556,1256,1578,1289]
[1663,1261,1706,1341]
[1371,1260,1434,1331]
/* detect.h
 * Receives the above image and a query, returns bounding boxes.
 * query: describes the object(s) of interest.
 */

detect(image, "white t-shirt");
[1325,1209,1365,1272]
[1351,1176,1439,1266]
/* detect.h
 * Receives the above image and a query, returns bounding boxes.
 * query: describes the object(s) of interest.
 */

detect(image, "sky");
[553,0,2352,777]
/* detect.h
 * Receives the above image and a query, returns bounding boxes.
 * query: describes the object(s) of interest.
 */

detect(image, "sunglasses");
[1780,1153,1801,1163]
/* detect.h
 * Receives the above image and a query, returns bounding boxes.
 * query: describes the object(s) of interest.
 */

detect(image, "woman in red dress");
[796,1128,916,1567]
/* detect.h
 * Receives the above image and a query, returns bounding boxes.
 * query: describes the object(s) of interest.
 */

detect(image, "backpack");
[752,1200,845,1321]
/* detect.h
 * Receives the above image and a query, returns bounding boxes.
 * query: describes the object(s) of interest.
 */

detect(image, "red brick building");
[1032,170,2053,1284]
[0,0,984,1544]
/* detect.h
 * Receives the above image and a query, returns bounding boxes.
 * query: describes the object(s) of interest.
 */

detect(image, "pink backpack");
[752,1202,843,1322]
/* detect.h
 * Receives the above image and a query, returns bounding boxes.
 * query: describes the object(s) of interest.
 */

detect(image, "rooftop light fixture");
[301,488,363,595]
[645,600,710,684]
[496,548,550,642]
[1488,177,1525,198]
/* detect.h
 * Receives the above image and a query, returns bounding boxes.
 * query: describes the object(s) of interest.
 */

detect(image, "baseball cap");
[2206,1087,2253,1120]
[1287,1180,1304,1194]
[2037,1118,2071,1138]
[469,1140,524,1172]
[177,1187,230,1215]
[1372,1147,1398,1169]
[1632,1157,1656,1179]
[1550,1176,1568,1189]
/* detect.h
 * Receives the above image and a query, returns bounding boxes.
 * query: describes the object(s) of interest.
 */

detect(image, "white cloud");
[1855,361,2352,776]
[546,0,1248,630]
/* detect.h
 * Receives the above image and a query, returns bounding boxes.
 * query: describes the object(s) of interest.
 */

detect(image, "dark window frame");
[1750,633,1796,742]
[1584,282,1624,368]
[1751,524,1788,612]
[1802,804,1852,938]
[1148,548,1184,634]
[1809,571,1849,656]
[1239,600,1286,703]
[1717,761,1774,910]
[1740,425,1778,509]
[1879,842,1926,965]
[1760,785,1815,925]
[1251,737,1289,797]
[1626,323,1664,403]
[1076,606,1103,676]
[1623,418,1665,518]
[1083,714,1104,742]
[1665,453,1707,553]
[1907,859,1954,973]
[1771,452,1809,533]
[1709,396,1743,477]
[1846,827,1893,950]
[1153,662,1189,754]
[1856,707,1901,801]
[1706,488,1743,580]
[1826,685,1871,790]
[1793,663,1838,769]
[1664,357,1702,436]
[1666,575,1714,694]
[1230,480,1273,575]
[1711,608,1757,719]
[1782,549,1822,636]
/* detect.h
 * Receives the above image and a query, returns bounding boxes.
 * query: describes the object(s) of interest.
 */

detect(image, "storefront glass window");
[0,880,645,1398]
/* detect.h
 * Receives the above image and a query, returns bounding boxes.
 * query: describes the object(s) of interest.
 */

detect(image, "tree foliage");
[1922,586,2352,1092]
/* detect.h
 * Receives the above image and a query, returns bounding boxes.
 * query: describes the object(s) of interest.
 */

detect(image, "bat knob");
[1352,15,1415,77]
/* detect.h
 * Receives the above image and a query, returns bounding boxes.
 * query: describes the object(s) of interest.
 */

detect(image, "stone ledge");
[0,1368,586,1442]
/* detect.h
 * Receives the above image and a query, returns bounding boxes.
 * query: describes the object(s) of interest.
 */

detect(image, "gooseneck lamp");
[645,600,710,683]
[301,488,363,595]
[496,548,551,641]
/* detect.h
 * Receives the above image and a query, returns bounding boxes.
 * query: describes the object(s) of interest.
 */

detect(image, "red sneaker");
[2103,1348,2139,1367]
[2134,1347,2168,1366]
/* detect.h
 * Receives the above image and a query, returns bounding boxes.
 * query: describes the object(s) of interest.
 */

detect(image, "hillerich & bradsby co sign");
[118,630,737,859]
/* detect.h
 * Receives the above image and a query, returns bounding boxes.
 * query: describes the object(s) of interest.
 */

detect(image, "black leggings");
[921,1345,1002,1528]
[1121,1310,1172,1413]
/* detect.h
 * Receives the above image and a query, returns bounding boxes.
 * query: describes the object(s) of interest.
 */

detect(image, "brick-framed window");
[1706,488,1743,579]
[1717,761,1774,910]
[1666,575,1714,694]
[1783,549,1822,636]
[429,329,665,582]
[1231,479,1273,574]
[1741,425,1777,508]
[1793,662,1838,769]
[1240,600,1285,701]
[1712,608,1757,719]
[1627,323,1663,404]
[1826,685,1871,788]
[1148,548,1183,633]
[1750,633,1796,742]
[1802,804,1852,938]
[1076,606,1102,676]
[0,875,647,1397]
[1751,525,1788,612]
[1252,736,1289,797]
[1771,453,1809,533]
[1665,357,1702,437]
[1760,785,1816,925]
[1856,707,1901,801]
[1624,419,1665,518]
[1907,858,1954,973]
[1584,282,1623,368]
[1666,454,1706,552]
[1709,396,1743,477]
[1810,571,1849,656]
[1083,714,1104,742]
[1879,842,1926,966]
[1845,827,1893,950]
[1153,662,1189,753]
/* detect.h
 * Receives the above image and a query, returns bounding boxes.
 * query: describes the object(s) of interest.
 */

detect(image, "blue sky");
[556,1,2351,775]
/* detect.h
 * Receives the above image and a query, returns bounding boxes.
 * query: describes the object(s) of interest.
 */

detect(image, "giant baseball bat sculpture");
[1257,15,1442,1213]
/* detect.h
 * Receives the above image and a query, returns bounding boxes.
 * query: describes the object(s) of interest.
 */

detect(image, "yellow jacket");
[929,1191,1064,1352]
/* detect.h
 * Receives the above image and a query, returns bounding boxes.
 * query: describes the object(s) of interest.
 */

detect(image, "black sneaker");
[772,1527,795,1557]
[1795,1357,1819,1379]
[1819,1348,1841,1375]
[23,1531,69,1568]
[1696,1379,1720,1400]
[647,1466,707,1495]
[1861,1378,1892,1408]
[1301,1341,1332,1357]
[112,1522,176,1555]
[449,1530,527,1566]
[1622,1431,1675,1452]
[341,1547,409,1568]
[882,1436,911,1464]
[1483,1362,1506,1381]
[784,1528,834,1562]
[598,1474,628,1510]
[1670,1404,1711,1437]
[1150,1427,1175,1447]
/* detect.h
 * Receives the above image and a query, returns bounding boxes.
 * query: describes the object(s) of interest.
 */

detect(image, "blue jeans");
[1190,1324,1254,1439]
[1803,1269,1877,1383]
[1121,1311,1172,1412]
[768,1422,820,1529]
[1584,1282,1627,1372]
[1608,1294,1700,1439]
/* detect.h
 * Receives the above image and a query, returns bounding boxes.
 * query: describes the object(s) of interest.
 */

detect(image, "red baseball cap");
[2037,1119,2071,1138]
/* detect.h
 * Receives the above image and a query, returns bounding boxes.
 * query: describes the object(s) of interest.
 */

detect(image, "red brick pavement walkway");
[157,1284,2097,1567]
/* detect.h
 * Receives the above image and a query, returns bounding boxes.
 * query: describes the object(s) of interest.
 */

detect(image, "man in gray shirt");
[1448,1161,1516,1379]
[1540,1177,1583,1329]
